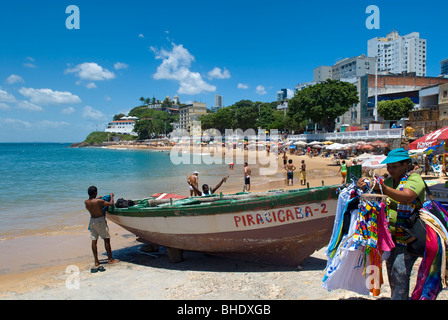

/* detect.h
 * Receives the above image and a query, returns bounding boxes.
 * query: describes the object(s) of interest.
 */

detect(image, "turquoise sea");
[0,143,229,239]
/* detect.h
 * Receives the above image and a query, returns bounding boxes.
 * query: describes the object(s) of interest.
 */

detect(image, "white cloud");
[287,88,295,99]
[86,82,97,89]
[2,117,31,128]
[256,85,267,95]
[207,67,230,80]
[19,87,81,106]
[23,57,37,68]
[6,74,24,84]
[82,105,106,120]
[61,107,75,114]
[238,83,249,89]
[114,62,129,70]
[16,100,43,111]
[151,43,216,95]
[65,62,116,81]
[138,34,144,38]
[0,89,17,103]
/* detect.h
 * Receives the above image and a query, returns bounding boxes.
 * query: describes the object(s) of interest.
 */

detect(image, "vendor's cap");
[193,171,199,174]
[381,148,411,164]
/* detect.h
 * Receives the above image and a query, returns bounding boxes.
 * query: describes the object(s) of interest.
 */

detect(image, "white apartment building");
[105,117,138,136]
[367,31,427,76]
[331,55,376,80]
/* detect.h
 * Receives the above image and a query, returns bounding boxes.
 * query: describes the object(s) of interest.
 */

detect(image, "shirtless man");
[284,159,296,186]
[84,186,118,271]
[244,162,251,191]
[188,171,199,196]
[188,176,228,196]
[300,160,306,186]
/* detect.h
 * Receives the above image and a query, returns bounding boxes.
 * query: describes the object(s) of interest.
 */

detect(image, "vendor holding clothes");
[357,148,425,300]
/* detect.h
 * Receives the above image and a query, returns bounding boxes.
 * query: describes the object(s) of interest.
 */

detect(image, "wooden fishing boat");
[106,185,340,266]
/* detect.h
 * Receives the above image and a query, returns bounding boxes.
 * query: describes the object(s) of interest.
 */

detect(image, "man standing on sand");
[188,171,199,196]
[300,159,306,186]
[85,186,119,272]
[244,162,251,191]
[284,159,296,186]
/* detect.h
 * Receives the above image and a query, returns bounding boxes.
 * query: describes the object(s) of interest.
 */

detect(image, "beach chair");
[432,164,442,176]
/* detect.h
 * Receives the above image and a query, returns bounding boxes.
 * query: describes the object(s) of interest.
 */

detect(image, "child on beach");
[84,186,119,272]
[339,160,347,183]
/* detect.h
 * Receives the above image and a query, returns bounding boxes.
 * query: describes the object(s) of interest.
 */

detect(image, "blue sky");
[0,0,446,142]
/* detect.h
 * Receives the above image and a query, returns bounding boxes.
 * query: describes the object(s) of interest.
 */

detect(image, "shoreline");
[2,145,448,300]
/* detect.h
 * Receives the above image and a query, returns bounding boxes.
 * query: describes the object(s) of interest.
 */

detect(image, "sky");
[0,0,446,142]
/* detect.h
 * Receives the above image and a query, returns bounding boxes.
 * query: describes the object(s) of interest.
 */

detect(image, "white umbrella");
[294,141,307,146]
[353,153,374,162]
[308,141,322,145]
[326,143,347,150]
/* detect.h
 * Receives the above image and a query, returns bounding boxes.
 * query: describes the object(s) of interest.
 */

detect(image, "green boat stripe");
[107,185,340,218]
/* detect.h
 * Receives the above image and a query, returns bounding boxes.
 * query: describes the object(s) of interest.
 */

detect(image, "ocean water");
[0,143,229,239]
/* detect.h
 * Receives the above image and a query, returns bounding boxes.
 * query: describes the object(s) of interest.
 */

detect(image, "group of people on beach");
[187,162,252,196]
[282,152,307,186]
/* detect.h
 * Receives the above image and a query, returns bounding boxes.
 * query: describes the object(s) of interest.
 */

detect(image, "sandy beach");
[1,145,448,301]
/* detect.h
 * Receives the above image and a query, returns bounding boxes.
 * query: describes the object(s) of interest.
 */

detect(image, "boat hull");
[107,185,340,266]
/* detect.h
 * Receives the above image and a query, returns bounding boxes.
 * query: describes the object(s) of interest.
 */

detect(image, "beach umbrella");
[361,155,387,169]
[424,141,447,156]
[361,144,374,150]
[369,140,389,148]
[308,141,322,146]
[353,153,374,162]
[322,141,334,145]
[409,126,448,150]
[293,141,307,146]
[326,143,348,150]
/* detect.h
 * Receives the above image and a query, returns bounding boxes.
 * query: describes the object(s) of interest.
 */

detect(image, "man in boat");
[244,162,251,191]
[187,176,228,196]
[84,186,119,271]
[284,159,296,186]
[188,171,199,196]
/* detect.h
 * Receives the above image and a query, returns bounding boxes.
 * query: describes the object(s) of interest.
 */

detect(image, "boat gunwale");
[107,184,341,218]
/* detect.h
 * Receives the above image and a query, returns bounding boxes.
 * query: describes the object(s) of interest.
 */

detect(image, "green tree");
[134,119,153,139]
[288,79,359,132]
[377,97,415,120]
[113,113,126,121]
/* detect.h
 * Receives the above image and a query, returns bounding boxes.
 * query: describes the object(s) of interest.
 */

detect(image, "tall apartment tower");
[211,94,223,112]
[367,31,427,76]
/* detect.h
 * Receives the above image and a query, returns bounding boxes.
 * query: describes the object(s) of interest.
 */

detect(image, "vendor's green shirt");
[384,173,425,235]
